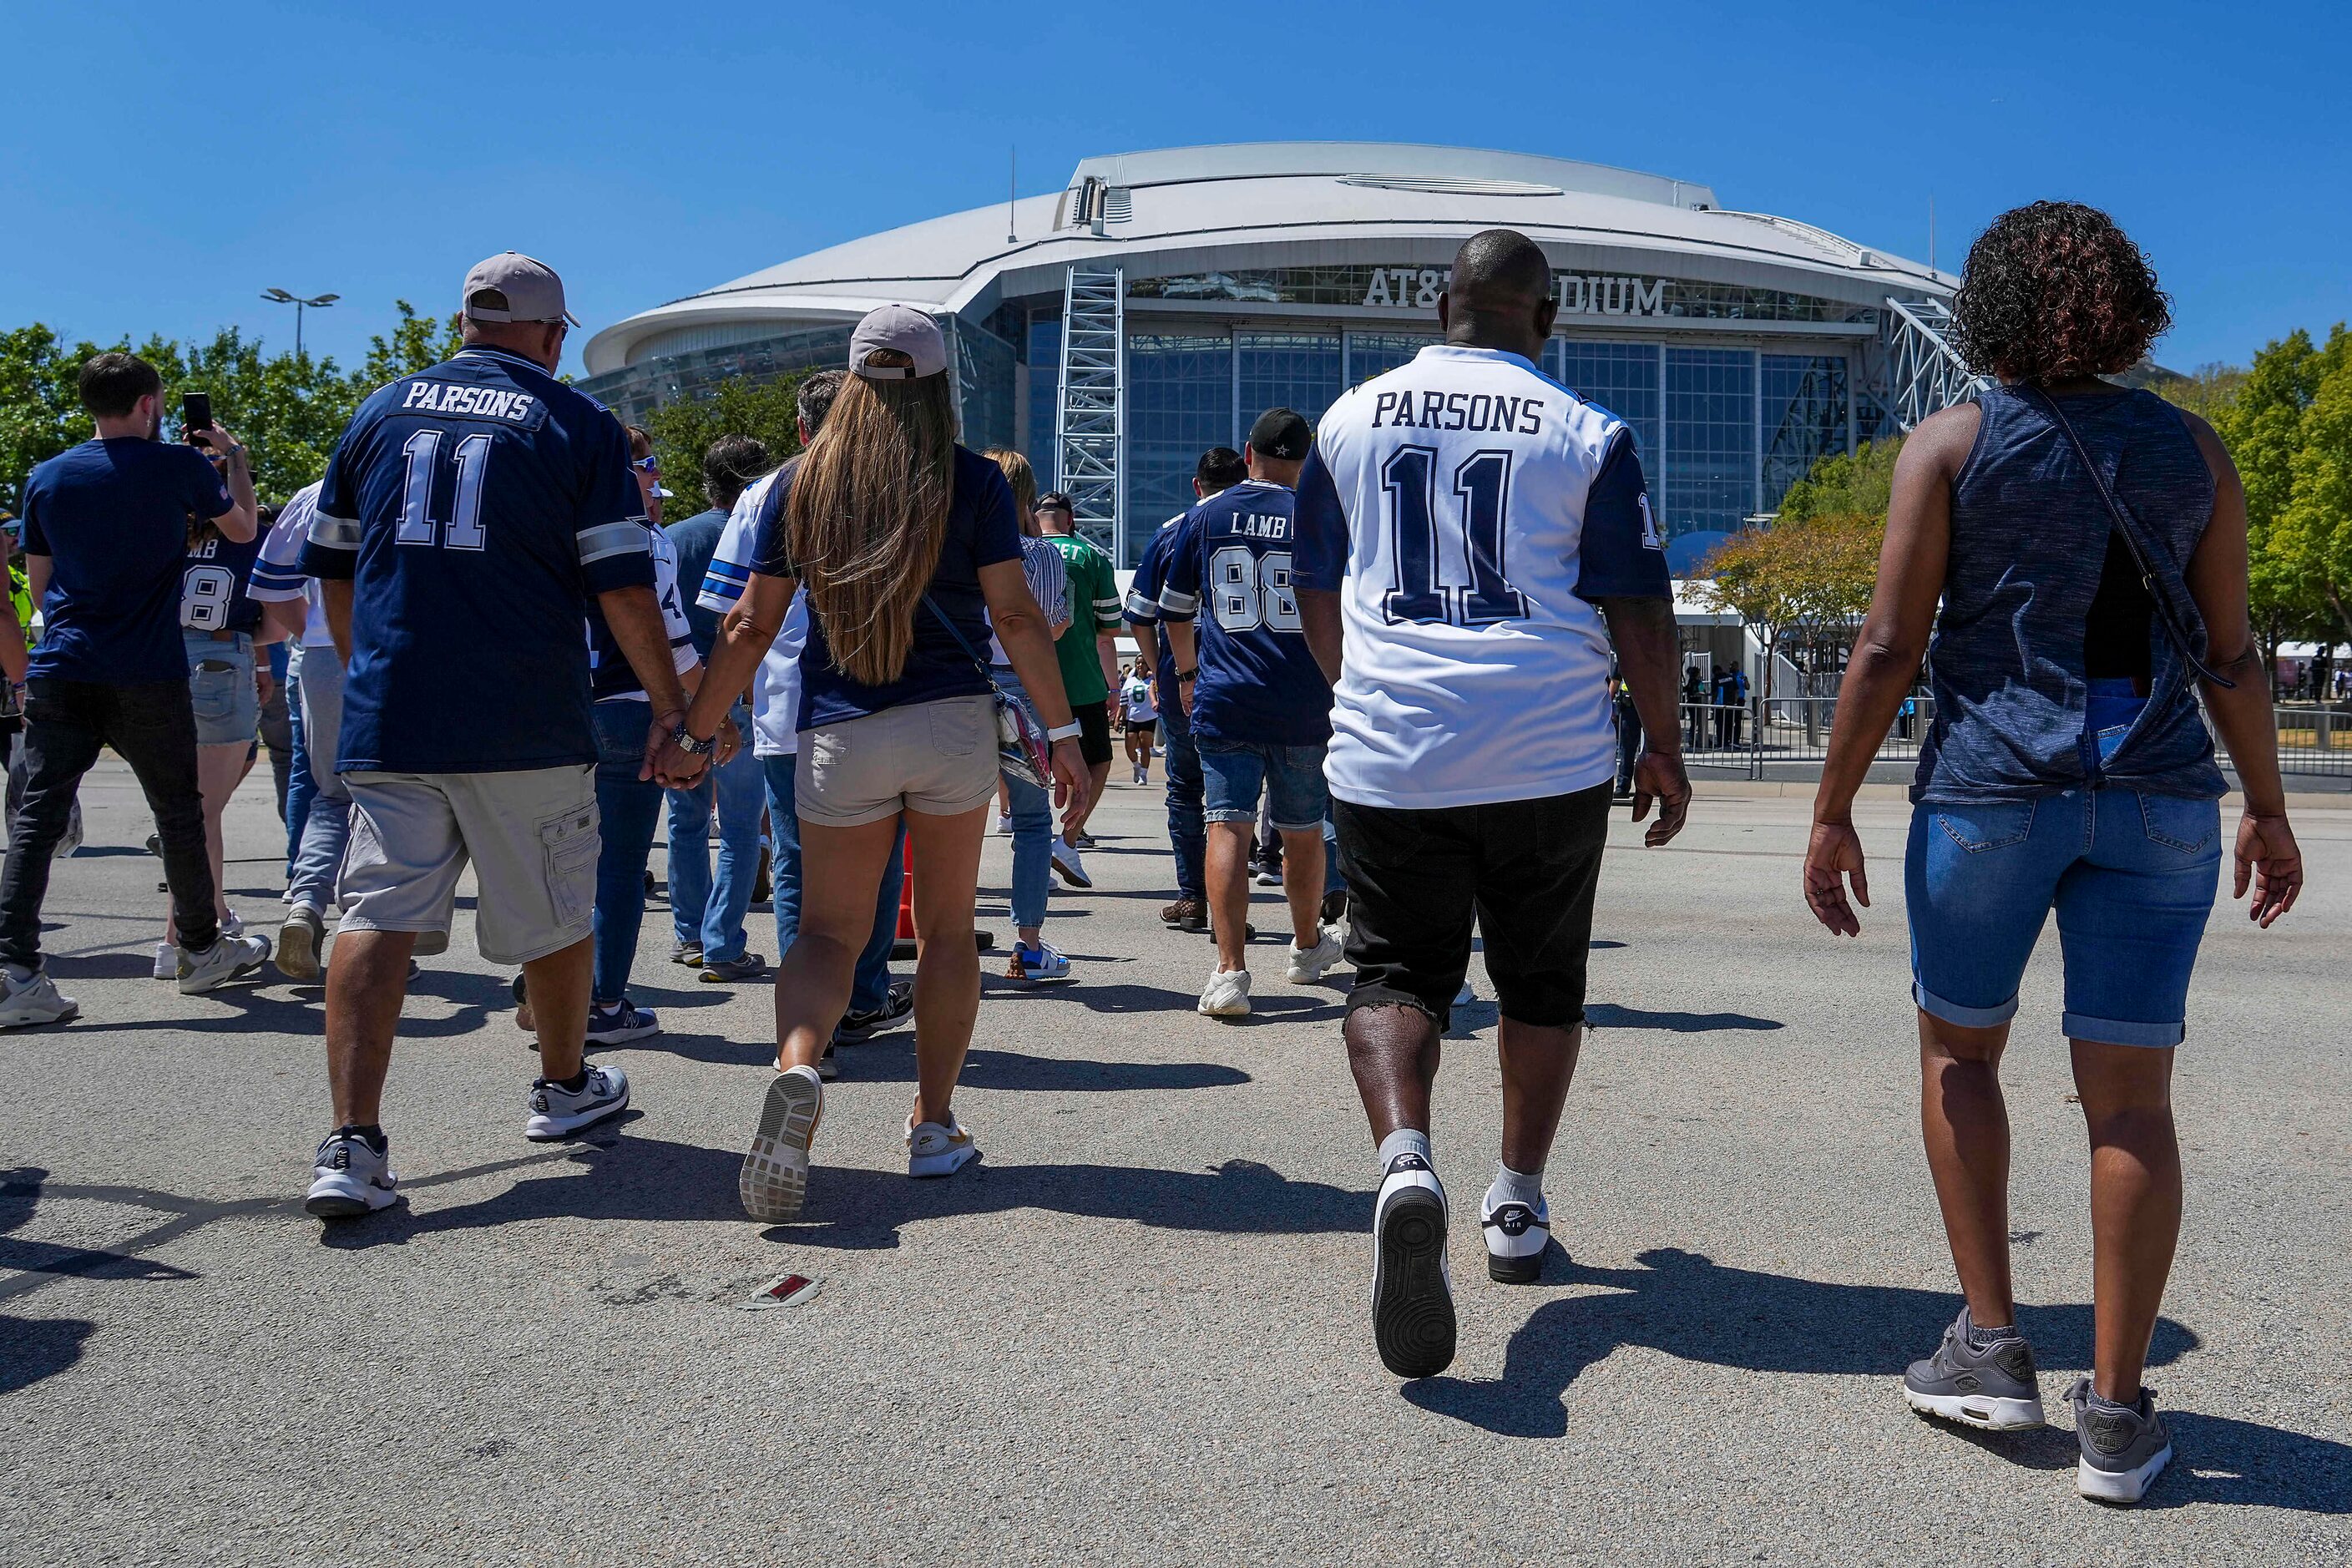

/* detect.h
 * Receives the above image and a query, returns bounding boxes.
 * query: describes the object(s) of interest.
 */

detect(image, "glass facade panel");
[1760,354,1849,512]
[1237,332,1342,436]
[1130,266,1872,324]
[952,318,1017,454]
[1025,316,1060,486]
[1554,341,1662,462]
[1663,347,1757,576]
[1345,332,1439,385]
[1125,332,1234,559]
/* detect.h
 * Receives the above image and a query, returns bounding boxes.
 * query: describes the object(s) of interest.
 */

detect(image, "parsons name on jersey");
[1366,387,1547,435]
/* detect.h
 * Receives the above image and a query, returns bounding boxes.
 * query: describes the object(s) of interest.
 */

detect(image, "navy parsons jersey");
[1158,478,1333,748]
[301,346,654,773]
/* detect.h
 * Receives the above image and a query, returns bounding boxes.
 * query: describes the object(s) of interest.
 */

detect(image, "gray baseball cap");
[848,305,948,380]
[462,252,580,326]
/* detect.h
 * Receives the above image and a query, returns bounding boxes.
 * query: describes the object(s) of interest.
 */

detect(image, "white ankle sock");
[1488,1162,1544,1207]
[1377,1127,1432,1174]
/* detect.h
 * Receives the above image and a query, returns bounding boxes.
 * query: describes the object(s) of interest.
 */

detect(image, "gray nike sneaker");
[1903,1306,2046,1430]
[2069,1377,2173,1505]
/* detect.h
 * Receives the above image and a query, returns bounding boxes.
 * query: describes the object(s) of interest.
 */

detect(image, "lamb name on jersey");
[1293,343,1669,811]
[1159,478,1333,749]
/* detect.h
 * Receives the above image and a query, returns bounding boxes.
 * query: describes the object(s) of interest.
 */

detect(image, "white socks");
[1377,1127,1432,1173]
[1487,1161,1544,1208]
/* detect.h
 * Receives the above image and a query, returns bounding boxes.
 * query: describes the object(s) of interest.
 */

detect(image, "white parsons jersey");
[1293,343,1669,810]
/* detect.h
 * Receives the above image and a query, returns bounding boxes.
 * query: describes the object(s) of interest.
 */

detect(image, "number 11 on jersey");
[396,428,493,550]
[1380,445,1529,626]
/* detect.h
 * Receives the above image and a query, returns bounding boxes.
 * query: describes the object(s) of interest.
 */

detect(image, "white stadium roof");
[584,142,1944,375]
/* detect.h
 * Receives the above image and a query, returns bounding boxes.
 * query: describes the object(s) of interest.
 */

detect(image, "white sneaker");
[525,1063,630,1141]
[1132,766,1147,785]
[1050,838,1093,889]
[220,911,245,940]
[305,1130,399,1219]
[1480,1185,1551,1283]
[906,1114,979,1178]
[1285,923,1345,984]
[994,812,1014,837]
[177,933,272,994]
[1198,967,1251,1018]
[1373,1147,1455,1378]
[1252,867,1282,888]
[741,1065,822,1222]
[152,943,180,981]
[276,906,325,982]
[0,967,78,1029]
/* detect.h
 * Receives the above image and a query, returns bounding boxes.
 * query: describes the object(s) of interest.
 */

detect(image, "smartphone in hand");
[180,392,213,445]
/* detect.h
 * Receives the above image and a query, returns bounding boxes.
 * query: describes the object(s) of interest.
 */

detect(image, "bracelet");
[1044,721,1083,742]
[670,722,717,757]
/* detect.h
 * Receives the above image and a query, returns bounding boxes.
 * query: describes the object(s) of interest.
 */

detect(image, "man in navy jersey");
[1161,410,1343,1018]
[300,254,690,1220]
[1126,447,1244,933]
[1294,230,1689,1378]
[0,352,271,1028]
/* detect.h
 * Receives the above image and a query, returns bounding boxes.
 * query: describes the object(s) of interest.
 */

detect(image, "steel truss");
[1055,263,1124,559]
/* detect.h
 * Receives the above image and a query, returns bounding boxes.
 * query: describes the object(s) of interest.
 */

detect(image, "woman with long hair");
[1805,202,2304,1505]
[660,307,1088,1222]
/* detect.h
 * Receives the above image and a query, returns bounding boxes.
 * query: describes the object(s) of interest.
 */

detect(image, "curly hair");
[1948,201,2172,384]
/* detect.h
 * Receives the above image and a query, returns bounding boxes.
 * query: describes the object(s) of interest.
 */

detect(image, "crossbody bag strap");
[920,593,994,680]
[2020,385,2233,690]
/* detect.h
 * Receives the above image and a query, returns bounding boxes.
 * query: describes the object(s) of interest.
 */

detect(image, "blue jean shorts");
[1904,786,2222,1048]
[1199,738,1328,831]
[185,630,257,747]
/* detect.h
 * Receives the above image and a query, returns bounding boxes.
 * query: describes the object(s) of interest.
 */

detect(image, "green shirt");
[1044,532,1120,706]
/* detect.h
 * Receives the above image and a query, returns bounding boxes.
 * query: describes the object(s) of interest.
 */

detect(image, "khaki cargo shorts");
[338,766,599,965]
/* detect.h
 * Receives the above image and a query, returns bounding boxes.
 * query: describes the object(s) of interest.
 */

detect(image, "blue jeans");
[995,667,1054,932]
[665,700,763,962]
[1161,712,1206,903]
[762,751,904,1014]
[285,644,351,918]
[1200,737,1330,832]
[1905,778,2222,1049]
[284,652,314,874]
[591,702,667,1007]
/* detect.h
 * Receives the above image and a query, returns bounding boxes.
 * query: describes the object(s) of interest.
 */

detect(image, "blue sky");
[4,0,2344,377]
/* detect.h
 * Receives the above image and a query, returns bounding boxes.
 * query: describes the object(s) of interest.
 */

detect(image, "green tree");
[2277,352,2352,649]
[0,323,122,514]
[362,301,464,387]
[144,326,366,502]
[1774,434,1903,525]
[644,372,812,517]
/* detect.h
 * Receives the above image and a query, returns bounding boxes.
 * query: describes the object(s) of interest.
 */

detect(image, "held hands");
[1050,737,1091,835]
[2235,811,2304,928]
[1629,750,1691,848]
[1803,818,1869,937]
[646,709,698,787]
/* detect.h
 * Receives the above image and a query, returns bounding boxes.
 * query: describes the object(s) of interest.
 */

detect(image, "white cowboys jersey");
[1293,343,1670,810]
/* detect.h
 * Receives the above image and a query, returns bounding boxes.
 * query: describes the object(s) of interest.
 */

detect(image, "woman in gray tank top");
[1803,204,2305,1505]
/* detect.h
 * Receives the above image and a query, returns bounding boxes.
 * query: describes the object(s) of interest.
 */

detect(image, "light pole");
[260,288,340,360]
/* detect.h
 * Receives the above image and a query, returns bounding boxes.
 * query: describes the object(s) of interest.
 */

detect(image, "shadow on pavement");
[316,1136,1364,1253]
[833,1044,1248,1093]
[1404,1247,2198,1439]
[0,1315,94,1395]
[1583,1004,1783,1033]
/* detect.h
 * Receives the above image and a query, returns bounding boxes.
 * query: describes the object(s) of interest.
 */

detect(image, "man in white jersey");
[1294,230,1690,1378]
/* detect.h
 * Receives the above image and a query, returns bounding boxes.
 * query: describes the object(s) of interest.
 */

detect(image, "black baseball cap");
[1247,407,1313,462]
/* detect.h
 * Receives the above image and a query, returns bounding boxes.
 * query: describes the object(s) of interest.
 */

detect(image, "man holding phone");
[0,352,274,1028]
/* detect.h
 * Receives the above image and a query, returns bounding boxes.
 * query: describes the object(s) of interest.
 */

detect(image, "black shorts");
[1073,698,1114,766]
[1333,781,1611,1029]
[1125,717,1157,739]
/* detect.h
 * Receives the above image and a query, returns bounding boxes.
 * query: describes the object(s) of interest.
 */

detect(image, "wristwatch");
[1045,720,1083,742]
[670,723,717,756]
[1177,667,1198,683]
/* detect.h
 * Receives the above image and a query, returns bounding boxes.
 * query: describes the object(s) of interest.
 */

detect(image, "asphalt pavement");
[3,757,2347,1565]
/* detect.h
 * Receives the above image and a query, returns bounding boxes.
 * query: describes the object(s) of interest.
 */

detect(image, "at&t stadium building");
[582,142,1980,575]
